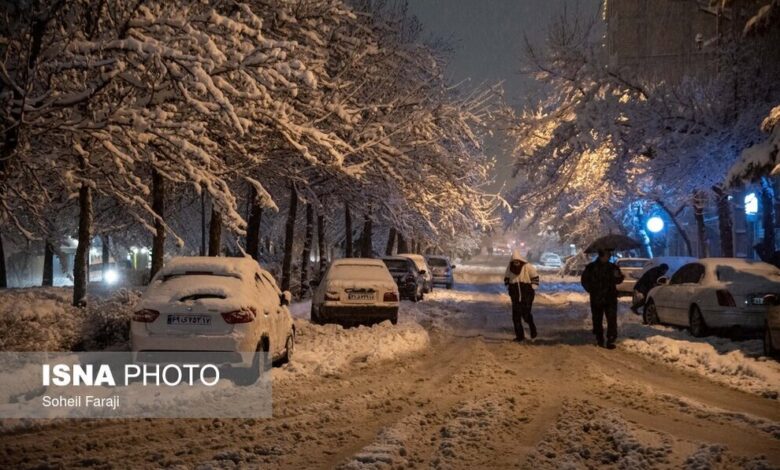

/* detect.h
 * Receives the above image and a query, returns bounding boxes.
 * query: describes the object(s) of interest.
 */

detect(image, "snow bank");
[275,318,429,381]
[621,321,780,399]
[0,288,139,351]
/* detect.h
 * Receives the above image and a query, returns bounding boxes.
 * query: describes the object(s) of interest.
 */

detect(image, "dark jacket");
[581,260,624,303]
[634,265,666,295]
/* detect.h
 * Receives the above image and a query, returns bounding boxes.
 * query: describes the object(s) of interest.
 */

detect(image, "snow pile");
[275,318,429,380]
[621,322,780,399]
[0,288,139,351]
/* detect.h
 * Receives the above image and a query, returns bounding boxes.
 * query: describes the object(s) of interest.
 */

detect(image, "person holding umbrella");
[581,249,624,349]
[580,234,638,349]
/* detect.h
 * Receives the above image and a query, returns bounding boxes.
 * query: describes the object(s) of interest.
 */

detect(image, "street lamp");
[745,192,758,216]
[646,216,665,234]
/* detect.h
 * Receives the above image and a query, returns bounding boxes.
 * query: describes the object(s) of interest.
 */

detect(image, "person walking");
[631,263,669,316]
[581,249,624,349]
[504,250,540,342]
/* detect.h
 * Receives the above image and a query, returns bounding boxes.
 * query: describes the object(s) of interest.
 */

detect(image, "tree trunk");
[208,205,222,257]
[385,227,396,256]
[712,185,734,257]
[150,170,165,278]
[656,199,693,257]
[300,203,314,298]
[397,232,408,253]
[0,234,5,288]
[344,203,353,258]
[281,185,298,292]
[360,213,373,258]
[101,235,110,281]
[200,191,207,256]
[317,211,326,276]
[246,185,263,261]
[693,191,709,258]
[73,181,92,307]
[758,177,776,262]
[42,240,54,287]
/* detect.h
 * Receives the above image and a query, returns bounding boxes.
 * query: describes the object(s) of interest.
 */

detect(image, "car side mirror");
[280,291,292,307]
[419,270,427,275]
[451,265,456,269]
[657,277,669,285]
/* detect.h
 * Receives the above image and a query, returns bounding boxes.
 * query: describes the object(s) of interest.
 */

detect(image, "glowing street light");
[646,216,665,234]
[104,269,119,285]
[744,192,758,216]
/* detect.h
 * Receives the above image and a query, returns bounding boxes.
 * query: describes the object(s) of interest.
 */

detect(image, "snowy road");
[2,270,780,469]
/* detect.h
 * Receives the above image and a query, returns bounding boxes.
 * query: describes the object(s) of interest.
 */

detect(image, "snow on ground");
[621,317,780,399]
[0,287,139,351]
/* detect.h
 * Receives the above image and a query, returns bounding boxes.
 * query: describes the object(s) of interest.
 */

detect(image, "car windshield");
[426,258,448,267]
[330,264,390,281]
[383,259,410,272]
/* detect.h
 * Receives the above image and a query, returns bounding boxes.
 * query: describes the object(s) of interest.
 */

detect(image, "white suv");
[131,257,294,379]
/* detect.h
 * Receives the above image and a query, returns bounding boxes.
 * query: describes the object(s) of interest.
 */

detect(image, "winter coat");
[634,265,666,295]
[581,260,624,303]
[504,251,540,290]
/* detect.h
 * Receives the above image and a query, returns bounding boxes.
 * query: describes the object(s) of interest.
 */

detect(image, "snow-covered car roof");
[156,256,261,281]
[327,258,394,282]
[397,253,429,270]
[331,258,387,267]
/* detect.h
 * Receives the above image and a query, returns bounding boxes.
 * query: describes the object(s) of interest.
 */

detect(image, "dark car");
[382,256,425,302]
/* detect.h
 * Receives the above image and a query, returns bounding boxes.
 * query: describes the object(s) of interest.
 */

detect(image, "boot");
[529,323,538,339]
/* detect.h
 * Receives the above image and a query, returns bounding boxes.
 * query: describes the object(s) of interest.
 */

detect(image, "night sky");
[408,0,602,192]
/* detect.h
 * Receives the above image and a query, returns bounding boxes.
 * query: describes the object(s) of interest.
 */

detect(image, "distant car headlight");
[104,269,119,284]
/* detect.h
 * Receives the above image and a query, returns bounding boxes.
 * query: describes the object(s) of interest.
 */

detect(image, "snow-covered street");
[1,265,778,469]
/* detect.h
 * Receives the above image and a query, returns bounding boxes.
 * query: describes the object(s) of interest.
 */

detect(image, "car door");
[653,265,688,325]
[677,263,705,326]
[250,272,275,352]
[261,271,289,356]
[663,264,700,325]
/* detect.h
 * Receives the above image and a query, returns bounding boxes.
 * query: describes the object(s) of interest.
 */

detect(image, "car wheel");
[391,313,398,325]
[310,305,320,325]
[279,333,294,365]
[764,323,778,357]
[644,300,659,325]
[411,289,419,303]
[419,290,425,301]
[689,305,708,338]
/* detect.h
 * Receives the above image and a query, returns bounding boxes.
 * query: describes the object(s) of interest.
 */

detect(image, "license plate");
[167,314,212,326]
[753,297,765,305]
[348,293,374,301]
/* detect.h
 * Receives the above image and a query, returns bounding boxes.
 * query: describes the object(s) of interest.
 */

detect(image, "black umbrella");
[584,234,642,254]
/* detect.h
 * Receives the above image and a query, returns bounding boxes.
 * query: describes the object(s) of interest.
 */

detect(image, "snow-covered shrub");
[78,289,140,350]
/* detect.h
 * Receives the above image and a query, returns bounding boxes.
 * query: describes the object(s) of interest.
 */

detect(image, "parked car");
[764,296,780,357]
[632,256,698,306]
[382,256,425,301]
[644,258,780,337]
[540,252,563,268]
[131,257,295,382]
[425,255,455,289]
[398,253,433,293]
[616,257,649,295]
[311,258,400,326]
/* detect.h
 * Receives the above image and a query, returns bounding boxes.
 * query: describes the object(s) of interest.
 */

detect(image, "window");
[670,263,704,285]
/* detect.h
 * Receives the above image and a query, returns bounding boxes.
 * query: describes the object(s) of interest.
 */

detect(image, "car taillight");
[383,292,399,302]
[132,309,159,322]
[221,308,256,324]
[716,290,736,307]
[325,291,340,301]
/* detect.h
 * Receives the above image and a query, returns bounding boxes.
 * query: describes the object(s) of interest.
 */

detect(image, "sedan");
[383,256,425,301]
[398,253,433,293]
[540,252,562,268]
[645,258,780,337]
[131,257,295,382]
[425,255,455,289]
[616,257,649,295]
[311,258,400,326]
